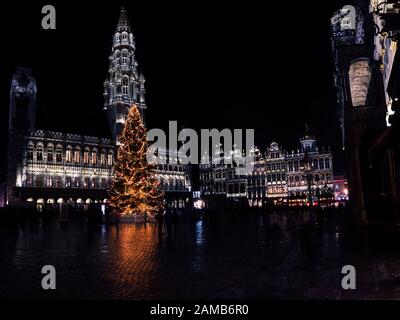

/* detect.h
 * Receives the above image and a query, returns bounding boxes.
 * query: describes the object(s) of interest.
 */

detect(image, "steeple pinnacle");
[117,7,130,32]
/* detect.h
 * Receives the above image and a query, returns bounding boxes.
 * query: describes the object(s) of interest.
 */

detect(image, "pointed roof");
[117,7,130,32]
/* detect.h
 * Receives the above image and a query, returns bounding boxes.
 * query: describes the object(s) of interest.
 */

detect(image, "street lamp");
[315,174,321,206]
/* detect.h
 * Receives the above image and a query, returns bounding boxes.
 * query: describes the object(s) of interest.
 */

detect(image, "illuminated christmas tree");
[109,104,164,216]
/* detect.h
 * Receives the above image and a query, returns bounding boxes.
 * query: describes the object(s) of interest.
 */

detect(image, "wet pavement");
[1,212,400,299]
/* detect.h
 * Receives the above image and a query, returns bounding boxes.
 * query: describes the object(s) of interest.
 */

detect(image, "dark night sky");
[0,1,353,180]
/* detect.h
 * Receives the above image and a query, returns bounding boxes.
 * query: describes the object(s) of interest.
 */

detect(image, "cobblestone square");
[1,212,400,300]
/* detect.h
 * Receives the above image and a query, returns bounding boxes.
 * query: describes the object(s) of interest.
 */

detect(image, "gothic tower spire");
[103,7,147,143]
[117,7,130,32]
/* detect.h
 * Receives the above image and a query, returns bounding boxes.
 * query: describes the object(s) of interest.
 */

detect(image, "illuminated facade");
[103,7,146,144]
[265,142,287,201]
[199,147,247,209]
[199,136,334,208]
[247,143,288,207]
[6,68,114,207]
[286,135,333,206]
[5,8,191,209]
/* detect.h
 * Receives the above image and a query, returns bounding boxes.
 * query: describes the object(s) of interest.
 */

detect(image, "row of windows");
[114,32,130,43]
[288,173,332,186]
[248,186,287,198]
[159,179,188,191]
[201,182,247,194]
[248,173,287,185]
[24,175,112,189]
[287,158,331,172]
[158,164,185,172]
[201,170,242,181]
[227,183,246,194]
[268,152,283,159]
[266,162,285,171]
[27,147,113,166]
[202,158,332,177]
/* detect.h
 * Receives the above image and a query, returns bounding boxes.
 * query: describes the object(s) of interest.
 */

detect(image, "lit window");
[122,77,128,95]
[74,177,81,188]
[84,151,89,164]
[91,152,97,165]
[100,153,106,165]
[84,177,90,188]
[46,176,52,187]
[349,59,371,107]
[107,153,113,166]
[66,177,71,187]
[66,149,72,162]
[74,150,80,163]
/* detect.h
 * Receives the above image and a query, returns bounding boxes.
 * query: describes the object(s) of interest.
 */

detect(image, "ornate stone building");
[265,142,287,201]
[199,135,334,208]
[5,8,191,210]
[199,147,247,209]
[286,135,333,206]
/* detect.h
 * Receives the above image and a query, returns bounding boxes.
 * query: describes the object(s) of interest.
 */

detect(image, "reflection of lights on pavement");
[194,199,204,209]
[195,220,205,245]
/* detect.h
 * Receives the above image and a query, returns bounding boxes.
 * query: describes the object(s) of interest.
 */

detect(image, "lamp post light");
[315,174,321,206]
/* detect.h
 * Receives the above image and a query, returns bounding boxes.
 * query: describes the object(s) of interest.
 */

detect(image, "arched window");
[100,151,106,165]
[107,152,113,166]
[122,77,128,95]
[66,146,73,162]
[122,50,129,64]
[46,176,52,187]
[74,147,81,163]
[83,148,90,164]
[27,142,34,161]
[91,149,97,165]
[46,143,54,163]
[65,177,72,187]
[36,143,44,162]
[84,177,90,188]
[55,145,63,162]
